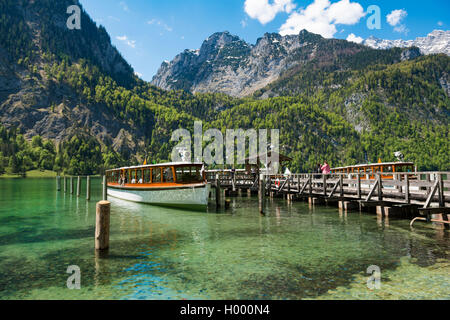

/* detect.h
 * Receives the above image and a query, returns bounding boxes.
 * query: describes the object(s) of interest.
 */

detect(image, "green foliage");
[0,1,448,175]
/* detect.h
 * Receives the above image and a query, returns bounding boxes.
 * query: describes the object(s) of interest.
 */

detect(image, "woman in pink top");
[321,161,331,174]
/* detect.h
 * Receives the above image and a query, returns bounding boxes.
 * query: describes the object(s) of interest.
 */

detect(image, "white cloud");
[134,71,142,78]
[148,19,173,32]
[437,21,444,26]
[279,0,365,38]
[244,0,296,25]
[116,35,136,48]
[119,1,129,12]
[346,33,363,43]
[386,9,407,27]
[386,9,408,34]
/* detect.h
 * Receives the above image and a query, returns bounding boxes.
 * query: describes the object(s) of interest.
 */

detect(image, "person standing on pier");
[321,161,331,175]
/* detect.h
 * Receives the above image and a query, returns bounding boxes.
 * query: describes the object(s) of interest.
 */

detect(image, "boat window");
[383,166,393,173]
[143,169,150,183]
[152,168,162,183]
[162,167,174,183]
[176,166,203,183]
[136,170,143,184]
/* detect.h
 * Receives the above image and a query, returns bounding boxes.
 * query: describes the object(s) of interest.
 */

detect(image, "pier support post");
[102,175,107,201]
[86,176,91,201]
[56,176,61,191]
[95,201,111,251]
[70,177,74,195]
[405,174,410,204]
[259,174,265,214]
[215,174,221,208]
[64,176,67,193]
[77,176,81,197]
[438,173,444,207]
[309,197,324,206]
[377,174,383,201]
[339,201,358,211]
[357,174,361,199]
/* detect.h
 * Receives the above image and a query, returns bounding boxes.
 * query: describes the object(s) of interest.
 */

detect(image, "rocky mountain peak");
[363,30,450,56]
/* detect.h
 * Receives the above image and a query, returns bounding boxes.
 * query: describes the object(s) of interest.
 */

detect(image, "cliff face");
[0,0,144,154]
[152,30,450,98]
[152,30,368,97]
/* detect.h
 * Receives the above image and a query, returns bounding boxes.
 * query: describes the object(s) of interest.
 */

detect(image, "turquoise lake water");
[0,178,449,300]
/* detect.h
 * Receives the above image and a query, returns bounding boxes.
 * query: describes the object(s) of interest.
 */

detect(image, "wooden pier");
[206,171,450,228]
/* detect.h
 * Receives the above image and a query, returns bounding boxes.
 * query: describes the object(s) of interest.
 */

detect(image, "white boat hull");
[107,183,211,208]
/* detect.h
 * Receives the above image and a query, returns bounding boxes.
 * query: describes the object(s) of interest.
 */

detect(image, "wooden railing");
[205,171,450,209]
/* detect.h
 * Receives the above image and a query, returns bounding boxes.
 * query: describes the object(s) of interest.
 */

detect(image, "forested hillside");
[0,0,448,176]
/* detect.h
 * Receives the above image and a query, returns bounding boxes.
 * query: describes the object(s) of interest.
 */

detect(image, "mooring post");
[377,174,383,201]
[102,175,107,201]
[63,176,67,193]
[323,174,327,196]
[70,176,74,194]
[215,174,221,208]
[309,174,313,195]
[95,201,111,251]
[259,174,265,214]
[357,174,361,199]
[405,174,410,204]
[86,176,91,201]
[438,173,444,207]
[77,176,81,197]
[340,174,344,198]
[56,176,61,191]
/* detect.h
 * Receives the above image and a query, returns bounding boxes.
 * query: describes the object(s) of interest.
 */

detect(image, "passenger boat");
[331,162,418,191]
[331,162,416,180]
[105,162,211,209]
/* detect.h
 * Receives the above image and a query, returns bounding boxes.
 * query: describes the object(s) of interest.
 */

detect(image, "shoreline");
[0,170,101,179]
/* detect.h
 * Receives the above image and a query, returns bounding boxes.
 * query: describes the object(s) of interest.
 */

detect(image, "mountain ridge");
[152,29,449,98]
[152,30,376,97]
[363,30,450,56]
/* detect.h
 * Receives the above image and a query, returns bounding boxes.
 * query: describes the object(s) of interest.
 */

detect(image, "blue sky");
[79,0,449,81]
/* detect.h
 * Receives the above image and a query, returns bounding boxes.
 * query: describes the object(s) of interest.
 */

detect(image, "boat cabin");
[331,162,415,180]
[106,163,205,187]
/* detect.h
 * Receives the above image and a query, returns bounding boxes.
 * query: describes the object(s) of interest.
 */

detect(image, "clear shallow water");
[0,178,449,300]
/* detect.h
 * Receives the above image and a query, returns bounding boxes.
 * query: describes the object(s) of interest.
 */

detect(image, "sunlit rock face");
[152,30,334,97]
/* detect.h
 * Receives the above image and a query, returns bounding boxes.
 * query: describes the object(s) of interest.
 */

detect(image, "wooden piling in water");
[70,177,74,194]
[102,175,107,201]
[63,176,67,193]
[95,201,111,251]
[259,174,265,214]
[77,176,81,197]
[86,176,91,201]
[56,176,61,191]
[215,174,221,208]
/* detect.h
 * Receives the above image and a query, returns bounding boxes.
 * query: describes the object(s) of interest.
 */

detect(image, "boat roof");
[106,162,204,172]
[332,162,414,171]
